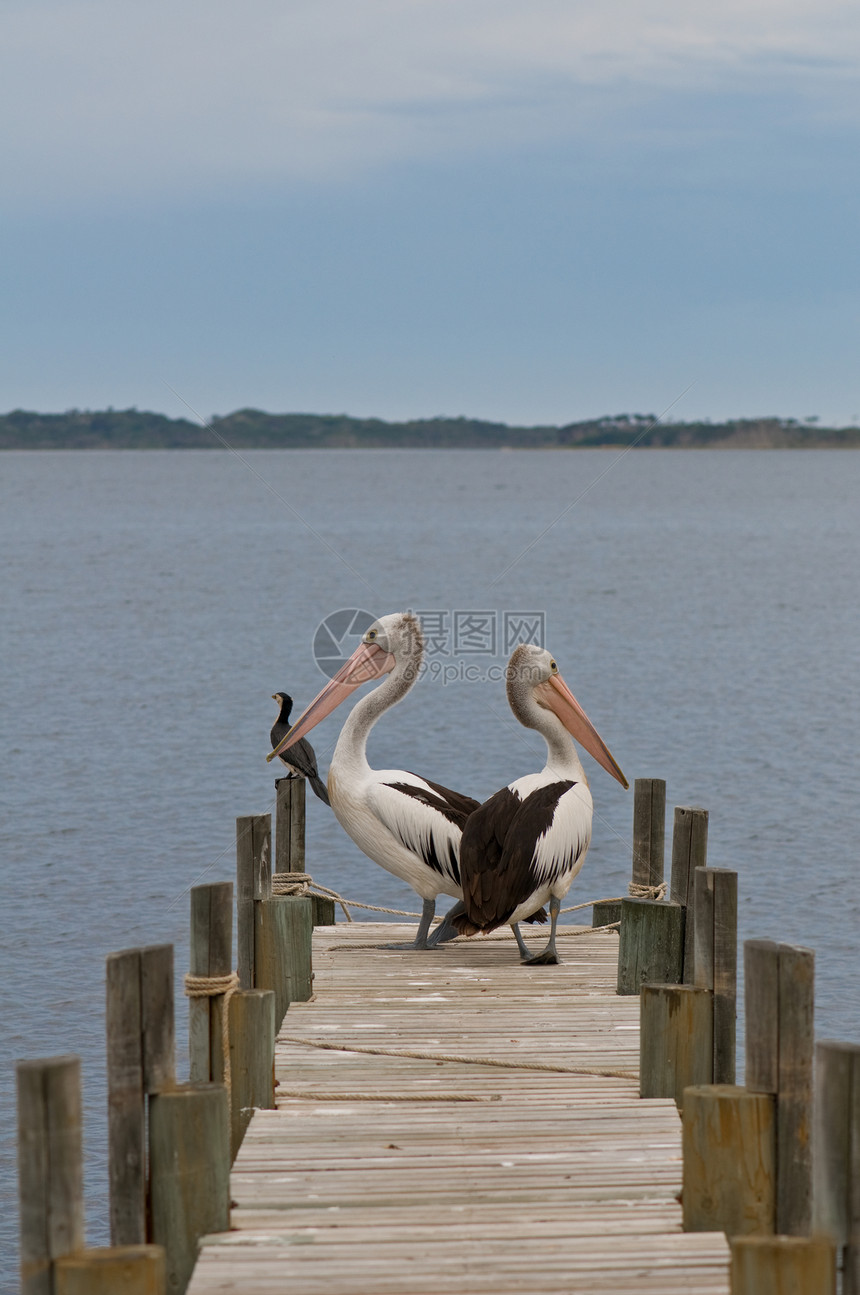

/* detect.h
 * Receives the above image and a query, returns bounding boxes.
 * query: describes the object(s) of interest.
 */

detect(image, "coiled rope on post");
[627,881,667,900]
[183,971,239,1094]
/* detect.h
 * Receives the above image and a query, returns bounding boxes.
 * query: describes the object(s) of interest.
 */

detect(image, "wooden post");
[312,895,337,925]
[55,1245,166,1295]
[237,814,271,991]
[229,989,276,1159]
[188,882,233,1084]
[106,944,175,1247]
[275,776,306,873]
[148,1083,230,1295]
[730,1236,836,1294]
[639,983,713,1109]
[616,897,684,994]
[813,1040,860,1293]
[255,895,314,1028]
[17,1055,84,1295]
[631,777,666,888]
[682,1084,775,1235]
[669,806,708,982]
[693,867,737,1083]
[745,939,815,1236]
[592,899,622,929]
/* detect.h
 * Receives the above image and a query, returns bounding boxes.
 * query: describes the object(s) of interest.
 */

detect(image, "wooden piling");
[745,939,815,1236]
[229,988,276,1159]
[813,1040,860,1293]
[682,1083,775,1236]
[237,813,272,991]
[17,1055,84,1295]
[693,867,737,1084]
[275,776,306,873]
[106,944,175,1247]
[148,1083,230,1295]
[188,882,233,1084]
[54,1245,166,1295]
[616,897,684,994]
[631,777,666,888]
[592,899,622,928]
[639,983,713,1108]
[255,894,314,1027]
[669,806,708,981]
[730,1235,836,1294]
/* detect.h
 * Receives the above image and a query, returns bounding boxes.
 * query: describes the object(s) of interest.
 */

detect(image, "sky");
[2,0,859,426]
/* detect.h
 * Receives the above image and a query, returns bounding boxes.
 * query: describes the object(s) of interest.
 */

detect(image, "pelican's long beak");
[535,673,629,788]
[266,641,396,762]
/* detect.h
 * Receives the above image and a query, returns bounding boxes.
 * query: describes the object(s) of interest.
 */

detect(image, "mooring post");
[148,1082,230,1295]
[632,776,666,890]
[639,983,713,1108]
[54,1246,166,1295]
[229,988,276,1159]
[669,806,709,982]
[106,944,175,1247]
[730,1236,836,1294]
[237,813,272,990]
[17,1055,84,1295]
[693,867,737,1083]
[745,938,815,1236]
[275,776,306,874]
[188,882,234,1084]
[617,779,684,992]
[813,1040,860,1292]
[682,1084,776,1235]
[255,894,314,1026]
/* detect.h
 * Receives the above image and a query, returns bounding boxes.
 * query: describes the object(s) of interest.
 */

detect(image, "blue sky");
[2,0,858,425]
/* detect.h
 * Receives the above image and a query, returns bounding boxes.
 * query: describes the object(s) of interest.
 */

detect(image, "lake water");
[2,447,859,1279]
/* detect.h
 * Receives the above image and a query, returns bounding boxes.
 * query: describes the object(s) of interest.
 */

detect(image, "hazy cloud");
[2,0,858,207]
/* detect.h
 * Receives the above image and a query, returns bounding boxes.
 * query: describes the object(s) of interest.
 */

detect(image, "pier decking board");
[191,923,730,1293]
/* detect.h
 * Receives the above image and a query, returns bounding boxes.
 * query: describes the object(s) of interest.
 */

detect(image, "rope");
[280,1034,637,1081]
[627,881,668,900]
[184,971,239,1095]
[275,1087,499,1102]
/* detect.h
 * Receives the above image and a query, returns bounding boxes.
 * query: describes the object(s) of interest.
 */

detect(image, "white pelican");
[453,644,628,964]
[267,612,478,949]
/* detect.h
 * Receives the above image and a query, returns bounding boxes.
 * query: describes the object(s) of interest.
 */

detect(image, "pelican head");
[506,643,628,788]
[266,611,424,763]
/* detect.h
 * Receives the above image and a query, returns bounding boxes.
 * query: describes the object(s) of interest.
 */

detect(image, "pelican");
[270,692,331,804]
[453,643,628,964]
[267,613,479,949]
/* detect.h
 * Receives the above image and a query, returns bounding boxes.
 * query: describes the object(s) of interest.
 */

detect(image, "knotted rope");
[627,881,667,900]
[183,971,239,1095]
[280,1034,637,1082]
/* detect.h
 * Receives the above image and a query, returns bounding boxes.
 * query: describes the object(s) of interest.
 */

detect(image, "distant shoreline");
[2,407,858,450]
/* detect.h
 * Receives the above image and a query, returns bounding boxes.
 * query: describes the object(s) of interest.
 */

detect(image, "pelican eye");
[366,629,378,641]
[550,660,558,672]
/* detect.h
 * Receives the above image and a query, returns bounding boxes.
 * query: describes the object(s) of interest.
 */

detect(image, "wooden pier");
[189,921,730,1294]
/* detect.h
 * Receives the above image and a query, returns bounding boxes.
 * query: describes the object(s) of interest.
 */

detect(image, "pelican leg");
[511,923,532,959]
[381,897,437,950]
[521,897,561,966]
[425,899,466,948]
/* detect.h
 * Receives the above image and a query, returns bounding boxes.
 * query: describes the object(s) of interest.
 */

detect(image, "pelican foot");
[520,947,561,966]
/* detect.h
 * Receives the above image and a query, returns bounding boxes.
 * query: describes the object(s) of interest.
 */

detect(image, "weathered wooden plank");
[814,1038,860,1293]
[229,989,276,1160]
[141,944,175,1092]
[106,950,145,1247]
[275,778,306,873]
[730,1235,835,1295]
[632,778,666,887]
[255,895,313,1028]
[669,806,708,982]
[693,868,737,1084]
[237,814,271,990]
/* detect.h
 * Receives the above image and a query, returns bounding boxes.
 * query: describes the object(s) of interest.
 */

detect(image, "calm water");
[2,448,860,1278]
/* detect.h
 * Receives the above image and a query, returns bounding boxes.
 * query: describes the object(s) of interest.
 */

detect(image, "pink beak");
[534,673,629,788]
[266,641,396,762]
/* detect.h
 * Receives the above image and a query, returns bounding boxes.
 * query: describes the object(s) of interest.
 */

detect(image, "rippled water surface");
[2,448,859,1278]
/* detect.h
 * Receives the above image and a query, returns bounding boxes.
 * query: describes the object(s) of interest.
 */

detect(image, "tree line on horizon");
[1,406,858,449]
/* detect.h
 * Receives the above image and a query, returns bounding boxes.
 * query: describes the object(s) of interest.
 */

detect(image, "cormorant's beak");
[266,642,396,762]
[534,673,628,788]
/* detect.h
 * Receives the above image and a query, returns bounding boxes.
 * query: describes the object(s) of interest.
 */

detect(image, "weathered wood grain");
[189,883,233,1084]
[229,990,276,1160]
[106,951,145,1247]
[693,868,737,1084]
[640,983,713,1108]
[670,806,708,982]
[617,897,684,994]
[237,815,271,990]
[54,1245,166,1295]
[729,1235,835,1295]
[255,894,313,1027]
[814,1039,860,1294]
[682,1084,775,1236]
[275,778,306,873]
[632,778,666,887]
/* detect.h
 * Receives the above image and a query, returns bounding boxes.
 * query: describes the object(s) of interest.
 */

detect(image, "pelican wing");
[459,780,588,931]
[371,774,480,886]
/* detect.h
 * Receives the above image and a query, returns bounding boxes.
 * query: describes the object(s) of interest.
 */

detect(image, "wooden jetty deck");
[190,922,730,1294]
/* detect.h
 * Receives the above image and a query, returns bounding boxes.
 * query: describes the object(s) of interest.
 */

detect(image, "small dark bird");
[270,692,330,805]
